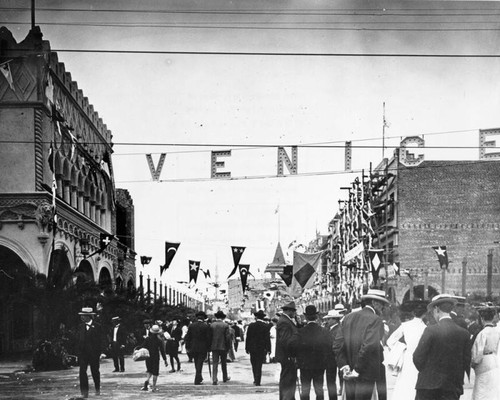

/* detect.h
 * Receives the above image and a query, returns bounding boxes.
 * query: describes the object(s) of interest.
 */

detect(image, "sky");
[3,0,500,297]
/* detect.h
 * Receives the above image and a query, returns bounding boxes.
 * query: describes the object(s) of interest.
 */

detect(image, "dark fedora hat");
[304,305,318,316]
[254,310,267,319]
[195,311,207,319]
[214,310,226,319]
[281,301,297,311]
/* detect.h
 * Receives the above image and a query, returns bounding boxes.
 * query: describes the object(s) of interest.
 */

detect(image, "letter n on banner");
[146,153,166,181]
[277,146,298,176]
[211,150,231,179]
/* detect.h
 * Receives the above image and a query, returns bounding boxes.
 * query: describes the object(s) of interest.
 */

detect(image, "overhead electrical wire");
[3,6,500,16]
[3,20,500,32]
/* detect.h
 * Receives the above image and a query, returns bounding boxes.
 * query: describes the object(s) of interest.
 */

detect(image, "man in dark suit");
[245,309,271,386]
[289,305,330,400]
[184,311,212,385]
[76,307,104,398]
[323,308,344,400]
[276,301,299,400]
[335,289,389,400]
[413,294,471,400]
[210,310,231,385]
[110,316,127,372]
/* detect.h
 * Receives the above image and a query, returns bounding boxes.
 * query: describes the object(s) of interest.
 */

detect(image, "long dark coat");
[413,317,471,394]
[289,322,330,370]
[335,307,386,381]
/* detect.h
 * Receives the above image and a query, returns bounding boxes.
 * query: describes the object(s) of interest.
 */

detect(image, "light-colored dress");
[386,317,426,400]
[471,324,500,400]
[269,325,277,359]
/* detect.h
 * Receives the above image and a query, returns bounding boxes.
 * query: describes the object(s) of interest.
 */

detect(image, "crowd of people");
[73,290,500,400]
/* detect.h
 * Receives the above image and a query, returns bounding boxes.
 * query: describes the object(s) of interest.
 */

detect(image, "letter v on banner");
[146,153,166,181]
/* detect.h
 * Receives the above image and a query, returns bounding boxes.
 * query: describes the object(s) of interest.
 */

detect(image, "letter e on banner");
[211,150,231,179]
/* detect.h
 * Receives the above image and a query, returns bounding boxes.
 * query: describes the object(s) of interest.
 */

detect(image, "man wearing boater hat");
[77,307,104,398]
[276,301,299,400]
[335,289,389,400]
[245,309,271,386]
[413,294,471,400]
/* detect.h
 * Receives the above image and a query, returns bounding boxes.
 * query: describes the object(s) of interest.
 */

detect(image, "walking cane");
[207,352,212,378]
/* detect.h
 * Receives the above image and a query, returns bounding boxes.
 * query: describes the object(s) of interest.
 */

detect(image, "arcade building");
[0,26,136,354]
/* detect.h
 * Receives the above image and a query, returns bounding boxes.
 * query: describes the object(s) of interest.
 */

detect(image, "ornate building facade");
[0,26,136,354]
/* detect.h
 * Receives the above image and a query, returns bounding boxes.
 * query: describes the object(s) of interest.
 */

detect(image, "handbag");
[132,347,150,362]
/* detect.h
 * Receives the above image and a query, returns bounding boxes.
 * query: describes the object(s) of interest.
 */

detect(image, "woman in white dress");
[386,300,428,400]
[471,307,500,400]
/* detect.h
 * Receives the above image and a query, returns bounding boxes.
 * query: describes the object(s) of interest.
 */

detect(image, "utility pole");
[31,0,36,29]
[487,249,493,300]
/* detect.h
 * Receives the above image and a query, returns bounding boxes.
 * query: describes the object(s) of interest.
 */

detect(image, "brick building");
[371,142,500,303]
[0,26,136,354]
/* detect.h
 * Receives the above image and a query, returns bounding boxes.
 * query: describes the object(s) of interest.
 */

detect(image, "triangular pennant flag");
[239,264,250,293]
[189,260,200,283]
[432,246,449,269]
[290,251,323,297]
[203,269,211,279]
[279,264,293,286]
[0,60,14,91]
[228,246,245,278]
[393,262,401,276]
[99,233,114,253]
[140,256,152,266]
[369,249,384,283]
[161,241,180,275]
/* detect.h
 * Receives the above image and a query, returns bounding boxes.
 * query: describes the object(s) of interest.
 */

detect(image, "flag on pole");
[161,241,180,275]
[189,260,200,283]
[263,290,274,300]
[140,256,152,266]
[228,246,245,279]
[99,233,114,253]
[0,60,14,91]
[432,246,449,269]
[289,251,323,297]
[239,264,250,293]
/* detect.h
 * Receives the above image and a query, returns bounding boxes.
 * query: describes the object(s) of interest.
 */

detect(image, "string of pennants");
[367,245,449,284]
[137,240,331,298]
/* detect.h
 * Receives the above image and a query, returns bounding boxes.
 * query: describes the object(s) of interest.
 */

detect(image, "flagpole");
[382,102,386,159]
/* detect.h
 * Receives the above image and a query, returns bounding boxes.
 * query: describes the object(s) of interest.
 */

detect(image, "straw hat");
[79,307,96,316]
[361,289,390,304]
[323,309,344,319]
[427,294,457,310]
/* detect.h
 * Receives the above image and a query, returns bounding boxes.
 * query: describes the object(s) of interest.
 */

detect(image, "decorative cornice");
[401,222,500,230]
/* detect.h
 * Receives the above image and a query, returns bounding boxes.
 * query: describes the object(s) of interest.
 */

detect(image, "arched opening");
[115,276,123,291]
[47,249,73,290]
[74,260,94,287]
[402,285,439,303]
[98,267,112,292]
[0,245,35,354]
